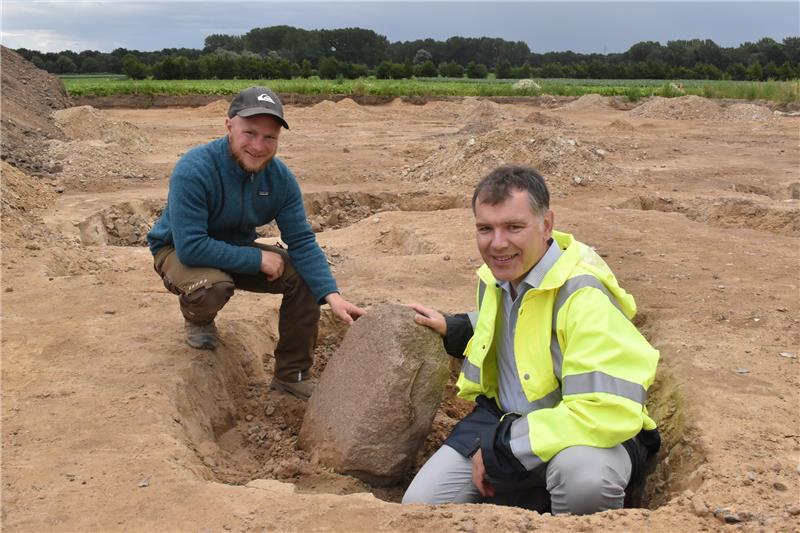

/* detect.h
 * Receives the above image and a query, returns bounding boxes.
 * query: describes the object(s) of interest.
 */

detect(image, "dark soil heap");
[1,46,71,175]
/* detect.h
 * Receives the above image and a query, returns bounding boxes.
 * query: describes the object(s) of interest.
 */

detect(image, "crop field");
[60,75,800,103]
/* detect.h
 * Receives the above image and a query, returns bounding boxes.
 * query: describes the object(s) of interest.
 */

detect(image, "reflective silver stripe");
[461,358,481,383]
[553,275,622,318]
[562,371,647,405]
[468,280,487,329]
[550,334,563,384]
[508,416,545,471]
[462,280,488,383]
[524,386,562,412]
[550,275,623,383]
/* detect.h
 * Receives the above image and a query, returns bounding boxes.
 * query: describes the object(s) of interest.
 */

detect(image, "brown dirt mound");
[721,103,775,121]
[0,161,56,248]
[562,94,612,110]
[456,98,517,135]
[335,97,362,109]
[46,138,157,192]
[311,100,341,113]
[0,46,70,175]
[608,119,636,131]
[629,95,722,120]
[457,97,514,123]
[525,111,569,127]
[47,106,156,191]
[402,127,621,191]
[302,98,372,120]
[53,106,152,149]
[196,98,231,117]
[630,96,776,122]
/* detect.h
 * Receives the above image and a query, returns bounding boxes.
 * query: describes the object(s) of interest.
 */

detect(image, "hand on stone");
[407,303,446,336]
[325,292,365,325]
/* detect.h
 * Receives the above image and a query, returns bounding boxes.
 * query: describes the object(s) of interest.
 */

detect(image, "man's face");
[474,188,554,288]
[226,114,282,173]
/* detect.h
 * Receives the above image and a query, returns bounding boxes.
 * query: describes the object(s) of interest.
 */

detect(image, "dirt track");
[2,77,800,532]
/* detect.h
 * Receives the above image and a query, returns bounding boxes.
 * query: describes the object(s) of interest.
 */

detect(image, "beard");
[229,145,271,174]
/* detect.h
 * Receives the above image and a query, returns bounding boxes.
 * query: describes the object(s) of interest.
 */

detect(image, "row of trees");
[14,26,800,81]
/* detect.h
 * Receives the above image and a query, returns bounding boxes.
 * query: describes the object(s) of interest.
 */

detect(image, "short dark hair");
[472,165,550,216]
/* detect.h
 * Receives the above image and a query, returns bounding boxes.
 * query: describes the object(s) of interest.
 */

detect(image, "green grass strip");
[61,77,799,104]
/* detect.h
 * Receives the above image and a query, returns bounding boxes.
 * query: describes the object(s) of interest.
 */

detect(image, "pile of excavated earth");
[2,45,799,532]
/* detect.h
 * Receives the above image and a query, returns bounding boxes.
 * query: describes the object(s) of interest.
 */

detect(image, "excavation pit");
[616,194,800,236]
[77,199,163,246]
[172,305,704,510]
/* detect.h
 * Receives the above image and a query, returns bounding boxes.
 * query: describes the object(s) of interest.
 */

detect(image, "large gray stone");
[298,303,450,485]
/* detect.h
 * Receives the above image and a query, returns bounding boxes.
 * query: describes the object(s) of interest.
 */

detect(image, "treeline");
[14,26,800,81]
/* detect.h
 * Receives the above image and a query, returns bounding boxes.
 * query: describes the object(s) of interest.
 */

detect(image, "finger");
[338,309,354,325]
[471,469,484,496]
[407,303,431,316]
[413,314,429,325]
[476,479,488,498]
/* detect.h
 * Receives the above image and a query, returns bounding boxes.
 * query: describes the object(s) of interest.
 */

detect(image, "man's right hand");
[260,250,285,281]
[407,303,447,336]
[471,449,496,498]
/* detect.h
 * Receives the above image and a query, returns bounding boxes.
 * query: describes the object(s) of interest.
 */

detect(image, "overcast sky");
[1,1,798,55]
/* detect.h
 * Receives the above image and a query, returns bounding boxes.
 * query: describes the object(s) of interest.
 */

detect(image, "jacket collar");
[477,230,580,291]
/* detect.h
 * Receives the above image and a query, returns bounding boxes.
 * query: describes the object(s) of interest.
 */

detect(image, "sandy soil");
[2,74,800,531]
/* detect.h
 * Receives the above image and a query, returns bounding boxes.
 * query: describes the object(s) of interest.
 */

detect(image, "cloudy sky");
[1,1,797,55]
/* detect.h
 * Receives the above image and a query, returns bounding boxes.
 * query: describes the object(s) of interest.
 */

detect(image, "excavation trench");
[616,194,800,236]
[76,191,469,246]
[172,305,705,510]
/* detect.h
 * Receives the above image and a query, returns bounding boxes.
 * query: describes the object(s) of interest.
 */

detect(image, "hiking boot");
[270,374,315,401]
[184,319,217,350]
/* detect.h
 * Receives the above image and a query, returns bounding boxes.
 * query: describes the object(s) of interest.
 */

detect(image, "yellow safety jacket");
[456,230,659,470]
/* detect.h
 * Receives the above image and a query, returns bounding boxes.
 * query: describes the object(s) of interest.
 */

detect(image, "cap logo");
[257,93,275,104]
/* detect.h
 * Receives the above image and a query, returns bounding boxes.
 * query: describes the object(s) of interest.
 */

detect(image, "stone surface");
[299,303,450,485]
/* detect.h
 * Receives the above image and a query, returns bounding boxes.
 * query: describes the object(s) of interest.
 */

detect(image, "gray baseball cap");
[228,86,289,129]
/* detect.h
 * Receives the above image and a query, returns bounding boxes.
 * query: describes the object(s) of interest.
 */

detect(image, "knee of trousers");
[546,455,628,515]
[180,281,235,318]
[284,273,321,311]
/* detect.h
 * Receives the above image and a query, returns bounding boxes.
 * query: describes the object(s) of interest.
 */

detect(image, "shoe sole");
[186,339,217,350]
[270,380,310,401]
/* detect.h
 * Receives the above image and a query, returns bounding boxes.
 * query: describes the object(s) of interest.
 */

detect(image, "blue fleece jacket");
[147,136,337,302]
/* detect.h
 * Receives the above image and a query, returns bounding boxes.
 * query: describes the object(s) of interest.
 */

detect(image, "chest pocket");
[251,187,281,227]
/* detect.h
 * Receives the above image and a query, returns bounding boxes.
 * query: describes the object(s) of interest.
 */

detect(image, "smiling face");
[474,187,554,289]
[226,114,282,173]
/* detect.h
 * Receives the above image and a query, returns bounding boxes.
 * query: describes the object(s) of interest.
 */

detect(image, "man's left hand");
[324,292,366,325]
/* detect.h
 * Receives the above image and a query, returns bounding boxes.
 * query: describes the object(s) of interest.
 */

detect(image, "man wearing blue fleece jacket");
[147,86,365,400]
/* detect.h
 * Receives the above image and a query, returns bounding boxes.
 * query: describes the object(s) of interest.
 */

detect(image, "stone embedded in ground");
[298,303,450,485]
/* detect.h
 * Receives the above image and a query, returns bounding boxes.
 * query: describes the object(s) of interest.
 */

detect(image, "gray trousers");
[402,443,631,515]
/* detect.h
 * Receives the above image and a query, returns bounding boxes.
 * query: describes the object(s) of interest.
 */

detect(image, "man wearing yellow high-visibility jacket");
[402,166,660,514]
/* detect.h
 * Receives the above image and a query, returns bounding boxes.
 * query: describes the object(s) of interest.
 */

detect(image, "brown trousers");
[153,243,320,381]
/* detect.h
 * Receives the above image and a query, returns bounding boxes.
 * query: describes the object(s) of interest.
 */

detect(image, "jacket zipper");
[238,173,253,231]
